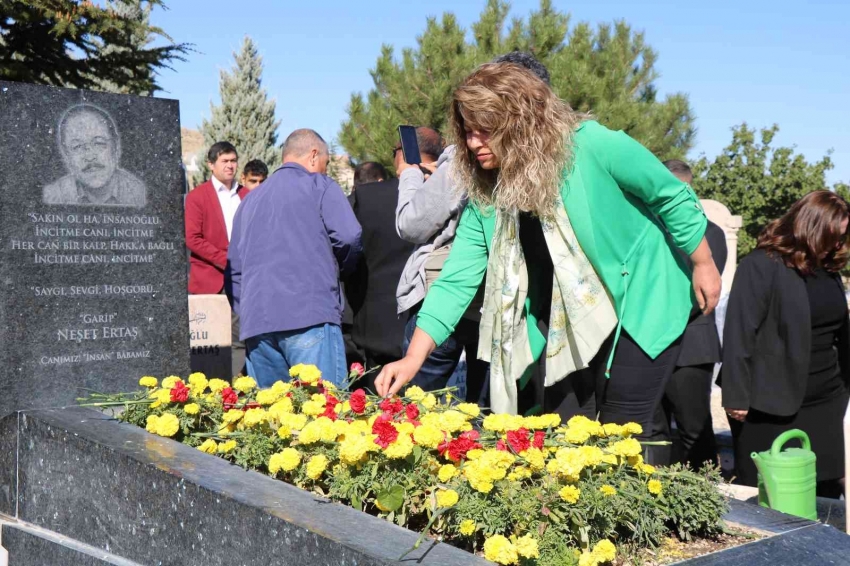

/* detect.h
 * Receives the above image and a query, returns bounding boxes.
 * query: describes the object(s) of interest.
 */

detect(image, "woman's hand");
[725,408,748,422]
[689,237,721,315]
[375,356,424,397]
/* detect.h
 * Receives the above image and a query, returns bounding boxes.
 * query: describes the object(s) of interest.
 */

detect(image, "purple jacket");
[227,163,362,340]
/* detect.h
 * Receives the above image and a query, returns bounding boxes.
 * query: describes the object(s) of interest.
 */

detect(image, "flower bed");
[83,365,729,566]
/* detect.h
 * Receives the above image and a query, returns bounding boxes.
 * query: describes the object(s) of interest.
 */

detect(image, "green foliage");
[339,0,694,169]
[194,36,281,185]
[0,0,188,94]
[691,123,840,258]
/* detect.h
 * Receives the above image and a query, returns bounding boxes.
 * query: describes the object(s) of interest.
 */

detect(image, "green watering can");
[751,429,817,520]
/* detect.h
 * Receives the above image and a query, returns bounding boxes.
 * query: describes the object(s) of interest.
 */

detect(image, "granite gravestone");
[0,81,189,416]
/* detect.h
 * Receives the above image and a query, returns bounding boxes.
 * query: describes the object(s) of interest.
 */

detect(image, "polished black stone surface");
[724,496,817,534]
[0,413,17,516]
[8,407,488,565]
[0,81,189,418]
[678,523,850,565]
[1,524,140,566]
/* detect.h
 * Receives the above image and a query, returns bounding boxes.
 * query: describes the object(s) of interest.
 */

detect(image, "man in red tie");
[185,141,249,378]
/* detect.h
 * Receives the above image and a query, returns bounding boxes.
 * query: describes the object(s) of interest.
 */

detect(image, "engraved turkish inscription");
[0,80,189,416]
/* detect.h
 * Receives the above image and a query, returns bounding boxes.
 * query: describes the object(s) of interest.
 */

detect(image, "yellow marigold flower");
[279,412,308,431]
[396,421,415,436]
[323,381,337,391]
[522,448,546,470]
[306,454,329,480]
[608,438,642,458]
[217,423,235,436]
[348,419,370,435]
[269,448,301,475]
[149,388,171,404]
[339,432,374,466]
[208,378,230,393]
[602,423,623,437]
[627,454,644,467]
[435,489,459,508]
[187,373,208,394]
[233,376,257,393]
[218,439,237,453]
[277,426,292,440]
[421,393,437,410]
[242,408,268,428]
[559,485,581,504]
[482,413,525,433]
[268,397,294,421]
[410,425,441,450]
[456,403,480,418]
[162,376,182,389]
[184,403,200,415]
[438,464,458,482]
[459,519,477,536]
[599,485,617,497]
[578,552,596,566]
[154,413,180,437]
[564,427,591,444]
[299,417,331,444]
[301,400,325,416]
[290,365,322,385]
[139,376,158,388]
[639,463,656,475]
[622,422,643,437]
[466,449,483,460]
[405,385,426,402]
[592,539,617,563]
[289,363,306,377]
[332,419,350,438]
[197,439,218,454]
[483,535,518,565]
[384,433,415,459]
[514,534,539,560]
[341,401,351,413]
[602,454,618,465]
[507,466,533,482]
[222,409,244,425]
[578,445,604,467]
[524,414,560,430]
[271,380,292,395]
[145,415,159,433]
[647,479,663,495]
[256,389,282,406]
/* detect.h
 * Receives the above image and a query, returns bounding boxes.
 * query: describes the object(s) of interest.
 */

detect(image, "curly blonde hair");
[449,62,585,218]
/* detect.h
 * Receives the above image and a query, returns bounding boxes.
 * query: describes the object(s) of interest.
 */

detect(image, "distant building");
[181,128,204,190]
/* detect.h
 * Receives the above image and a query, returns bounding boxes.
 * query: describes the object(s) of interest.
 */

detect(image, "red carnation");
[170,381,189,403]
[349,362,365,378]
[460,430,480,442]
[532,430,546,450]
[221,387,238,406]
[349,389,367,414]
[506,428,531,454]
[439,436,481,462]
[405,403,420,422]
[496,439,509,452]
[372,420,399,449]
[379,398,404,415]
[321,395,341,421]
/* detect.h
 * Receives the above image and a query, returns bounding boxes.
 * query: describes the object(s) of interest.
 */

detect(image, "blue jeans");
[403,313,488,404]
[246,323,347,389]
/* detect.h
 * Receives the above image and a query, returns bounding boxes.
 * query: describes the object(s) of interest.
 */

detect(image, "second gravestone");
[0,81,189,416]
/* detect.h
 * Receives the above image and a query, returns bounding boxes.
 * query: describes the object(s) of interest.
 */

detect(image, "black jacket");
[677,221,728,367]
[345,179,414,360]
[720,248,850,416]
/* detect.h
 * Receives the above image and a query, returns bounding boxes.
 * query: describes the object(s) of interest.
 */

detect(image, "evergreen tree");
[0,0,188,94]
[692,123,842,258]
[194,36,281,185]
[340,0,694,169]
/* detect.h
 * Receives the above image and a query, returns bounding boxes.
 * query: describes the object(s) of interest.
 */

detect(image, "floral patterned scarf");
[478,194,618,415]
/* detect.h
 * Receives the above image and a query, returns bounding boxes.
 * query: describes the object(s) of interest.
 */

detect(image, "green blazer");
[417,121,707,367]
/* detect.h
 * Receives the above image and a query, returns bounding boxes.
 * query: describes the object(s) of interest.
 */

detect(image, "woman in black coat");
[722,190,850,498]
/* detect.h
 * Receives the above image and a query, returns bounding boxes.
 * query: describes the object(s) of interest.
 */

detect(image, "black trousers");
[658,364,718,470]
[542,331,683,465]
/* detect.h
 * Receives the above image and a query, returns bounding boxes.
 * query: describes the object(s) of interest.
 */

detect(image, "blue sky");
[151,0,849,185]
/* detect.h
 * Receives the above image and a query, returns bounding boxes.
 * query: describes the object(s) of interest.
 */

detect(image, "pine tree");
[0,0,188,94]
[194,36,281,185]
[339,0,694,169]
[692,123,840,258]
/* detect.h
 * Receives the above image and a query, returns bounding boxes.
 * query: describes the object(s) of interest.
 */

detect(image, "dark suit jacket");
[676,221,728,367]
[345,179,414,360]
[720,248,850,416]
[185,180,248,294]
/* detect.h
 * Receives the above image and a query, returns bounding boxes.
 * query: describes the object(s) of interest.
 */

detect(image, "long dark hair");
[757,190,850,275]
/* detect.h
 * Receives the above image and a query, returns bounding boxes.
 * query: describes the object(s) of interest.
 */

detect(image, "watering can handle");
[770,429,811,456]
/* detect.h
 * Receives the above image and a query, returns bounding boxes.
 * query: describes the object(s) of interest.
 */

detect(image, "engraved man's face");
[61,111,118,189]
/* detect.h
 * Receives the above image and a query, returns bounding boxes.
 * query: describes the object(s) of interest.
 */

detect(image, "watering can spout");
[750,451,775,506]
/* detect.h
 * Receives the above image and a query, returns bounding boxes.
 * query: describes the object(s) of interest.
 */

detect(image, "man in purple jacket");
[226,129,362,388]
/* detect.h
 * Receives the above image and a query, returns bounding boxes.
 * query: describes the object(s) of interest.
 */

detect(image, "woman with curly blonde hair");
[376,63,720,462]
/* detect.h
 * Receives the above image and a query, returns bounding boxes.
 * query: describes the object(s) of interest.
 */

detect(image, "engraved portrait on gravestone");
[42,104,147,207]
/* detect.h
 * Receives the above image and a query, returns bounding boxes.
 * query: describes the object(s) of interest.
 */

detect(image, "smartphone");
[398,125,421,165]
